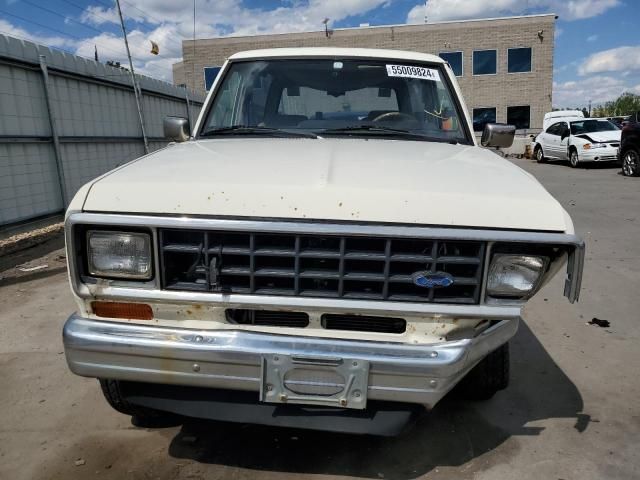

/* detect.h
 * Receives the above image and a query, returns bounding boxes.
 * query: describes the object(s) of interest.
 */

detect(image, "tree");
[593,92,640,117]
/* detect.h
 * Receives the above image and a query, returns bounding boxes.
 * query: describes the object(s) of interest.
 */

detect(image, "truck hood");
[83,138,571,232]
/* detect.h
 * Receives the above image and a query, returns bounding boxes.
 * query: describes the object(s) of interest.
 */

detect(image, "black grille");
[159,229,485,304]
[322,314,406,334]
[226,309,309,327]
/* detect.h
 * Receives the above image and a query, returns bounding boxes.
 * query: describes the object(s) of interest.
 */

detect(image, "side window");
[203,66,222,91]
[208,70,242,126]
[546,122,561,135]
[472,107,496,132]
[246,75,272,125]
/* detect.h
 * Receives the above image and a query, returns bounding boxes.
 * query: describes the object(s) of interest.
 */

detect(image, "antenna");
[115,0,149,154]
[322,18,332,38]
[193,0,196,92]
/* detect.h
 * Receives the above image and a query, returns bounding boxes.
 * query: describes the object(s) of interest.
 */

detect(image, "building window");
[507,105,531,130]
[473,107,496,132]
[439,51,463,77]
[473,50,497,75]
[203,66,222,91]
[508,47,532,73]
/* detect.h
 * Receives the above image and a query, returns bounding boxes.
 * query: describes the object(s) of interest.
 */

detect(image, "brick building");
[173,14,556,132]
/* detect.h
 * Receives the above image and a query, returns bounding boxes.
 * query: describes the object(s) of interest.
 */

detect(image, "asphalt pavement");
[1,157,638,480]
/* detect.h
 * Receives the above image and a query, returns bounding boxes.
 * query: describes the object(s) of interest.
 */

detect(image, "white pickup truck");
[63,48,584,436]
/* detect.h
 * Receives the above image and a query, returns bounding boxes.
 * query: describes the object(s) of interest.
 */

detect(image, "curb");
[0,223,64,258]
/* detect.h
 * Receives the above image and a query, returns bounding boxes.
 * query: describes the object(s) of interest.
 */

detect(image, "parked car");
[607,116,629,129]
[62,48,584,436]
[620,111,640,177]
[542,110,584,131]
[533,116,621,167]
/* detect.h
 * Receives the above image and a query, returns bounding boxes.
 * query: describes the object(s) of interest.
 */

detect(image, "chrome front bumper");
[63,314,519,408]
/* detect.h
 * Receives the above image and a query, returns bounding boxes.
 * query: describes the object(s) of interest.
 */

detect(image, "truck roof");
[228,47,446,64]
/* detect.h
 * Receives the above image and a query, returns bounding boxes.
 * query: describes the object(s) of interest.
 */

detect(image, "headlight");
[87,231,152,279]
[583,143,606,150]
[487,254,547,297]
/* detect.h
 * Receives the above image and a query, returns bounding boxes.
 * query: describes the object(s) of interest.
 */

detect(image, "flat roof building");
[173,14,556,132]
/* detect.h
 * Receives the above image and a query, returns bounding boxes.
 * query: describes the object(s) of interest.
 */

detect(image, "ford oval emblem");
[411,271,455,288]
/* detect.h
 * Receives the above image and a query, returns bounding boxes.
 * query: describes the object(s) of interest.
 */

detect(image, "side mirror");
[561,130,569,140]
[163,116,190,142]
[481,123,516,148]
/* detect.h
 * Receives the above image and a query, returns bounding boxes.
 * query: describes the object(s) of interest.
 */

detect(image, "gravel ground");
[0,157,638,480]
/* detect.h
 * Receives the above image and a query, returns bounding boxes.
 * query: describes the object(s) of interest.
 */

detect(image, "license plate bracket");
[260,354,369,409]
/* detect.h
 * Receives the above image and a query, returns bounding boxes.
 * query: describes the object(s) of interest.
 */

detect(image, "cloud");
[80,0,390,36]
[0,0,389,81]
[70,0,391,79]
[579,46,640,75]
[554,27,563,38]
[587,34,598,42]
[407,0,620,23]
[553,75,636,107]
[74,24,186,80]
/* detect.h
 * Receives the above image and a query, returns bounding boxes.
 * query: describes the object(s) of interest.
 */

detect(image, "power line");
[21,0,106,36]
[85,0,168,27]
[56,0,123,29]
[0,7,175,77]
[56,0,185,73]
[0,8,98,44]
[120,0,168,27]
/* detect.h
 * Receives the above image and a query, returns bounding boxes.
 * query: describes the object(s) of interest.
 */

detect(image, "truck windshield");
[200,59,469,143]
[570,119,619,135]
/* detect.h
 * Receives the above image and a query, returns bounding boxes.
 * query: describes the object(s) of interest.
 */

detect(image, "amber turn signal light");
[91,301,153,320]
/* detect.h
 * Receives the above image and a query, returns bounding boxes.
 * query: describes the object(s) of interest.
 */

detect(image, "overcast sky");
[0,0,638,108]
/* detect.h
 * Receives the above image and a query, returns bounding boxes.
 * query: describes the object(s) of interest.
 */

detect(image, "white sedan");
[533,117,621,167]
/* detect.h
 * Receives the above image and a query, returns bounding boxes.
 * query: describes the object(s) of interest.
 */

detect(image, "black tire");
[622,148,640,177]
[99,379,178,427]
[534,144,545,163]
[457,343,510,400]
[569,148,580,168]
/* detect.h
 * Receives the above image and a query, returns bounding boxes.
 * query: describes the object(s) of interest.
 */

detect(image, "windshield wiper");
[201,125,317,138]
[318,125,448,142]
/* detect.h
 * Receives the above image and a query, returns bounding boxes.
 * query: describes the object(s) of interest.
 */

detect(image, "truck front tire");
[457,342,510,400]
[99,379,178,427]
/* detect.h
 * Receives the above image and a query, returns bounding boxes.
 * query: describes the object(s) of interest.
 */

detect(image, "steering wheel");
[372,111,417,123]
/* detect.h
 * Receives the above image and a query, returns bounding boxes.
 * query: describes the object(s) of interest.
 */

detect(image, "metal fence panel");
[0,63,50,136]
[0,34,205,226]
[0,142,63,224]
